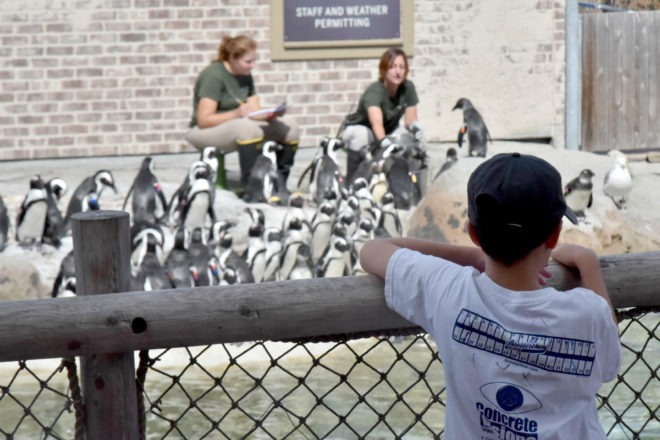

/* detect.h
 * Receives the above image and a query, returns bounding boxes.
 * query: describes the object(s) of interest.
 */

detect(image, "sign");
[284,0,401,42]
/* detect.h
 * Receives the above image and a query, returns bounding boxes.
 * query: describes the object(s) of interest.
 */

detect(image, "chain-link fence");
[0,310,658,439]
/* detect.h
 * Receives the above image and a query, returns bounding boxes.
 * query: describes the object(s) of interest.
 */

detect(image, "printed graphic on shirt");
[453,309,596,376]
[476,383,541,439]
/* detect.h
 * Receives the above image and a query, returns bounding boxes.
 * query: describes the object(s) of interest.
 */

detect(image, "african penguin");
[215,230,254,285]
[0,195,9,252]
[298,137,345,205]
[63,169,117,231]
[262,226,283,282]
[164,227,193,288]
[244,207,267,283]
[16,175,48,244]
[42,177,67,248]
[310,200,336,264]
[368,160,389,206]
[315,236,351,278]
[379,192,403,237]
[189,226,213,286]
[243,140,282,204]
[281,192,312,243]
[433,147,459,181]
[564,168,595,220]
[279,217,308,280]
[133,233,174,291]
[130,221,165,270]
[180,162,216,231]
[603,150,633,210]
[123,156,168,225]
[452,98,491,158]
[51,250,76,298]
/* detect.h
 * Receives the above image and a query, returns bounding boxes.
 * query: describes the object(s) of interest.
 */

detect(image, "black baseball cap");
[468,152,577,247]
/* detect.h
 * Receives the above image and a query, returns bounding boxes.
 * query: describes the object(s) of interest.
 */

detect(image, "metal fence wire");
[0,311,658,440]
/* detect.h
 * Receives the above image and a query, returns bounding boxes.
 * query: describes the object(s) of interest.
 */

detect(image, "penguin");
[350,216,375,269]
[132,233,174,292]
[433,147,458,181]
[452,98,491,158]
[0,195,9,252]
[164,227,193,288]
[564,169,595,220]
[51,250,76,298]
[41,177,68,248]
[130,221,165,270]
[367,205,390,239]
[215,230,254,285]
[351,177,376,219]
[384,150,416,210]
[63,169,117,231]
[315,236,351,278]
[201,146,219,185]
[288,242,314,280]
[122,156,168,225]
[188,226,213,286]
[310,200,336,264]
[280,192,312,243]
[379,192,403,237]
[368,159,389,206]
[243,140,282,204]
[279,217,308,280]
[262,226,283,282]
[179,162,216,232]
[243,207,267,283]
[603,150,633,209]
[167,160,214,227]
[16,175,49,244]
[298,137,345,205]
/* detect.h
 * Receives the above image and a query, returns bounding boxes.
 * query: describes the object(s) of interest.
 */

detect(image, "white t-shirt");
[385,248,621,440]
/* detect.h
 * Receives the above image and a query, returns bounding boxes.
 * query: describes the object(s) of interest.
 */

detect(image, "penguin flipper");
[587,193,593,209]
[121,181,136,212]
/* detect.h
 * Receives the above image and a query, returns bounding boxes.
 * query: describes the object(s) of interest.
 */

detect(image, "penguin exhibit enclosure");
[1,133,660,437]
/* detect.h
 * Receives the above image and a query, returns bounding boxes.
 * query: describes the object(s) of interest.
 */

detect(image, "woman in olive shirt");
[185,35,300,193]
[341,48,424,184]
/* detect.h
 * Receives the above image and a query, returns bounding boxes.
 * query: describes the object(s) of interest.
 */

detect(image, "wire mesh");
[0,312,657,439]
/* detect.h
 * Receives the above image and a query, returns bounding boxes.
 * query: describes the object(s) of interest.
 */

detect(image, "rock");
[0,255,50,301]
[409,143,660,255]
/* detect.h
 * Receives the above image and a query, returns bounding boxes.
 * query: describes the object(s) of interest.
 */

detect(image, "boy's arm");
[359,237,485,279]
[551,243,616,323]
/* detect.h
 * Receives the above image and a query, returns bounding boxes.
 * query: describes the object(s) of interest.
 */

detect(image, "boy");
[360,152,621,439]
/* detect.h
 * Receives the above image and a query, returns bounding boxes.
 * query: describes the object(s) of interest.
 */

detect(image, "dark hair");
[471,195,557,266]
[378,48,409,82]
[217,35,257,62]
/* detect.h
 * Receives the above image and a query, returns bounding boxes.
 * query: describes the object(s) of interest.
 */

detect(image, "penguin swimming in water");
[603,150,633,210]
[433,147,459,181]
[243,140,283,204]
[564,168,595,220]
[63,169,117,232]
[298,137,345,205]
[452,98,491,158]
[42,177,67,248]
[0,195,9,252]
[16,175,49,244]
[123,156,168,225]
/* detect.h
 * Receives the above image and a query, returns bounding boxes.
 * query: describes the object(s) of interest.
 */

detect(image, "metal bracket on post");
[72,210,140,440]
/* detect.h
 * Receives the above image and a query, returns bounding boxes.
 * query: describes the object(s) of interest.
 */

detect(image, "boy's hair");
[467,152,577,266]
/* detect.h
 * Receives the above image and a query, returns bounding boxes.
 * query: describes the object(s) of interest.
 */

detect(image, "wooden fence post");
[72,210,139,440]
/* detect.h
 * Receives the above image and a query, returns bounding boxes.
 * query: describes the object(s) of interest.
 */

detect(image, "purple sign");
[284,0,401,42]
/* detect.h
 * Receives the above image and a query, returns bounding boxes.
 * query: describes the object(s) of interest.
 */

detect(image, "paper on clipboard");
[246,102,287,118]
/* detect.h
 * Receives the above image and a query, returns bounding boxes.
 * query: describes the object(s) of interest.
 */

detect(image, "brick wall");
[0,0,566,160]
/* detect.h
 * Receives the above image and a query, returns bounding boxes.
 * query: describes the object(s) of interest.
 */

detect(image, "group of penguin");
[43,138,409,297]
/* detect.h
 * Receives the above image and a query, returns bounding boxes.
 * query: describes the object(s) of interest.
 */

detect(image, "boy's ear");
[468,223,480,246]
[546,221,562,249]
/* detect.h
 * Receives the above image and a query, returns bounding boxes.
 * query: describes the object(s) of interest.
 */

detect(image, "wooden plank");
[621,13,636,150]
[0,251,658,363]
[581,14,597,152]
[634,12,650,149]
[609,13,624,150]
[71,211,139,440]
[594,14,610,152]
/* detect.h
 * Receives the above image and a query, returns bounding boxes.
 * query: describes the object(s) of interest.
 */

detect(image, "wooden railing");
[0,210,658,439]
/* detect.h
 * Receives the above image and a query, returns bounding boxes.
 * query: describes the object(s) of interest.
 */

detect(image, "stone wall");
[0,0,566,160]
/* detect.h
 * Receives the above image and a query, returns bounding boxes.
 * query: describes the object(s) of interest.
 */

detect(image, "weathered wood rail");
[0,210,658,439]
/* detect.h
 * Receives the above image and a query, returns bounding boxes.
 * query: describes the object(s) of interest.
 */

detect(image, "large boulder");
[408,143,660,255]
[0,255,50,301]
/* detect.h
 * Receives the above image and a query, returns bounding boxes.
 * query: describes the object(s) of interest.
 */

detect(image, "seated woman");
[340,47,424,184]
[185,34,300,195]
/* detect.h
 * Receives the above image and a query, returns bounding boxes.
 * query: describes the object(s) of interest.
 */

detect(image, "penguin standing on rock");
[243,140,283,204]
[123,156,168,225]
[42,177,68,247]
[298,137,345,205]
[452,98,491,158]
[63,170,117,232]
[603,150,633,209]
[16,175,49,244]
[564,169,595,220]
[179,162,216,232]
